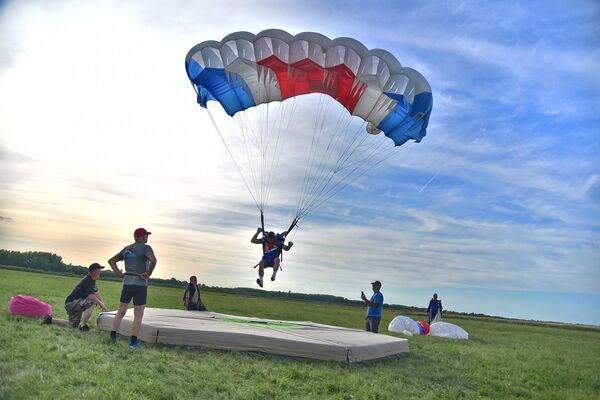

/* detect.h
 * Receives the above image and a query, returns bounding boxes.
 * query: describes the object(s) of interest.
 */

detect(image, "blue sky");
[0,0,598,325]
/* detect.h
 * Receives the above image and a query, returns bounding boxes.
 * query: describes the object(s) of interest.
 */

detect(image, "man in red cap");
[108,227,157,349]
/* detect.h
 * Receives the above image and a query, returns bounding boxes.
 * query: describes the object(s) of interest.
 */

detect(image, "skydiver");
[251,227,293,287]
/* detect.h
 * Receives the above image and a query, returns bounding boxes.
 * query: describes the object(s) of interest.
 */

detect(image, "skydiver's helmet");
[267,231,276,241]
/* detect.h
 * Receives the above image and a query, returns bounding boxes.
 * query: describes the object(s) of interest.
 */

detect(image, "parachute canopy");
[429,322,469,340]
[185,30,433,226]
[388,315,422,336]
[186,29,432,146]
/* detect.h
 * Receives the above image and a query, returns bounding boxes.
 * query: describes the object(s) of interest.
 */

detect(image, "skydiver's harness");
[252,212,298,270]
[261,236,285,267]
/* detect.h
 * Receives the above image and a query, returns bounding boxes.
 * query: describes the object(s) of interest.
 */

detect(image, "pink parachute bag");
[8,295,53,318]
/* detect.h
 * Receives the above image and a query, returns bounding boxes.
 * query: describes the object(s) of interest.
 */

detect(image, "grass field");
[1,268,599,399]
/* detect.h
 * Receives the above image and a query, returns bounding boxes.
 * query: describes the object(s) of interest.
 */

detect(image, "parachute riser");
[260,211,266,253]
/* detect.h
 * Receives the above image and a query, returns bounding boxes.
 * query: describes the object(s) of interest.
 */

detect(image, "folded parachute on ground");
[388,315,422,336]
[429,322,469,340]
[8,295,52,318]
[416,320,430,335]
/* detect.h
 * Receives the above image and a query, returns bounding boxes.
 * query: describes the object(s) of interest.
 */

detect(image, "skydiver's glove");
[288,242,293,247]
[256,227,262,234]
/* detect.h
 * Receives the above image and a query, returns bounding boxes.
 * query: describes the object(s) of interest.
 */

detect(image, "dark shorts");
[261,257,278,268]
[120,285,147,306]
[64,298,95,327]
[186,302,208,311]
[366,316,381,333]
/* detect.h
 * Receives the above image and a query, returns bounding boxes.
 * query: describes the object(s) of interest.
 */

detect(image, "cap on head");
[88,263,105,272]
[134,227,152,237]
[371,280,382,287]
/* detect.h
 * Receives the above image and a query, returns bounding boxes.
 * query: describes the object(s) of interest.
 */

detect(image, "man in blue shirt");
[361,280,384,333]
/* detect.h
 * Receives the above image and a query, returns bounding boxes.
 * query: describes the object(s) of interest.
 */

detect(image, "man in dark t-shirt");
[61,263,108,330]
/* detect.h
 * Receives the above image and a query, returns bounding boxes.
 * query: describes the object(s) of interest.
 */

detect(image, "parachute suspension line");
[296,98,356,217]
[232,96,300,215]
[331,122,378,175]
[296,94,346,219]
[260,210,266,242]
[299,143,412,219]
[296,94,331,219]
[295,94,377,220]
[255,103,269,207]
[299,136,396,218]
[262,97,298,213]
[293,91,417,220]
[205,108,260,210]
[235,112,263,210]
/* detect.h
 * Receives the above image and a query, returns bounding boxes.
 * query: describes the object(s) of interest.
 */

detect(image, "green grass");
[1,269,599,399]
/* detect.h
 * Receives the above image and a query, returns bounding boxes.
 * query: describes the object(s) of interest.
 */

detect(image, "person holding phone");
[361,280,384,333]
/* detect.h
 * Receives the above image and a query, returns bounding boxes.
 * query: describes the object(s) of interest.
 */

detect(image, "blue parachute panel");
[196,86,216,108]
[187,59,256,116]
[377,92,433,145]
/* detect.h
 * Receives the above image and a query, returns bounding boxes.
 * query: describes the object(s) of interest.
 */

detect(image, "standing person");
[361,280,384,333]
[183,276,206,311]
[107,227,157,349]
[251,228,293,288]
[49,263,108,330]
[427,293,443,324]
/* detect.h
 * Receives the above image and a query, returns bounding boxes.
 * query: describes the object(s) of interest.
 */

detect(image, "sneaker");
[129,339,141,349]
[270,276,275,281]
[78,325,90,332]
[110,332,117,344]
[41,314,52,325]
[256,278,263,288]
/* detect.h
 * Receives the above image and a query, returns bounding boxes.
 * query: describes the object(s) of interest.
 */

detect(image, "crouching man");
[62,263,108,331]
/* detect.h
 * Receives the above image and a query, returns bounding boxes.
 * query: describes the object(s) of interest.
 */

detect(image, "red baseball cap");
[134,227,152,237]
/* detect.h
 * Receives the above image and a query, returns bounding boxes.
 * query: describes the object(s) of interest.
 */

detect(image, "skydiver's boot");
[256,277,263,288]
[271,270,277,281]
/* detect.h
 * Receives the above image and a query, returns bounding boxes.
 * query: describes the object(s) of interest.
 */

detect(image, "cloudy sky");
[0,0,598,325]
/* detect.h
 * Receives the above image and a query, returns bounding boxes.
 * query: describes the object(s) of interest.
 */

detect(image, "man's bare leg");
[271,259,280,281]
[257,261,265,287]
[79,305,95,327]
[41,316,70,327]
[111,303,129,332]
[131,305,145,338]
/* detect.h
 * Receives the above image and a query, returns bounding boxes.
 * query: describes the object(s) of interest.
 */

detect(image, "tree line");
[0,249,414,307]
[0,249,189,288]
[1,249,479,317]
